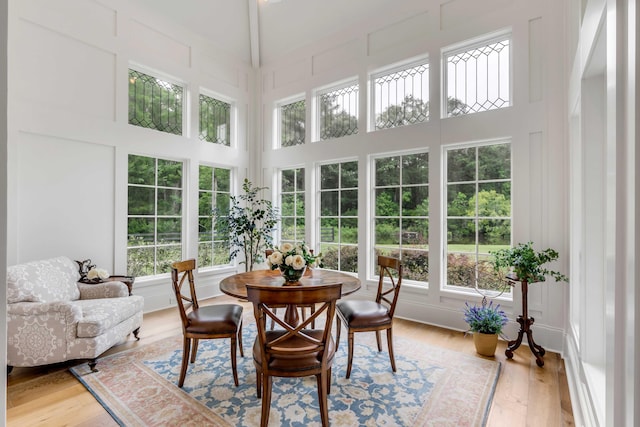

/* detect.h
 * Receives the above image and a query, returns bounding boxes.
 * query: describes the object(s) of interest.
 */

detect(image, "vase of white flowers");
[267,242,322,284]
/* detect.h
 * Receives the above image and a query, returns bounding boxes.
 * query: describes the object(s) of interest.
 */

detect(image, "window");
[128,69,183,135]
[319,161,358,272]
[373,152,429,282]
[198,165,232,268]
[199,94,231,146]
[280,168,305,243]
[279,99,306,147]
[445,142,511,293]
[372,59,429,130]
[443,34,511,117]
[317,81,359,140]
[127,155,183,277]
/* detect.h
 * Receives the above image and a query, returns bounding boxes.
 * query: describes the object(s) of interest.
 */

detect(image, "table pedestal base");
[505,314,546,367]
[505,277,546,367]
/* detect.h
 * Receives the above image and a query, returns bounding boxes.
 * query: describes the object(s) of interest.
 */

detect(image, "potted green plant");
[213,179,280,272]
[463,300,508,356]
[490,241,568,284]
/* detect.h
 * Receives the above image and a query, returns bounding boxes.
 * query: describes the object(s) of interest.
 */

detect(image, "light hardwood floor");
[6,295,575,426]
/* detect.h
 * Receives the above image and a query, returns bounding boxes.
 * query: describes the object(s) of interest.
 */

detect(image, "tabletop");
[219,268,361,300]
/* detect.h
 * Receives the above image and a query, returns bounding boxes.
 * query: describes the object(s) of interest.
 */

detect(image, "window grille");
[280,100,306,147]
[318,83,359,140]
[198,165,232,268]
[444,37,510,117]
[444,142,512,295]
[127,155,183,277]
[373,62,429,130]
[199,94,231,146]
[319,160,358,272]
[128,69,183,135]
[373,152,429,282]
[280,168,305,243]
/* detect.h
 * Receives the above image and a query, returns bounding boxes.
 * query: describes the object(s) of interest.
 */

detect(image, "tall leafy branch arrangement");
[213,179,279,272]
[491,241,568,283]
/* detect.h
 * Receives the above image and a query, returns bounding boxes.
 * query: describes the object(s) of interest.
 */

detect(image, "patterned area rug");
[71,323,500,426]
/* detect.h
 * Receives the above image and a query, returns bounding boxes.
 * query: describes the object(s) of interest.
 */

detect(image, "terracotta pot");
[473,332,498,356]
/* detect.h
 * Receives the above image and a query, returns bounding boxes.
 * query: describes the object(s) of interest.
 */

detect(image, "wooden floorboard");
[6,296,574,426]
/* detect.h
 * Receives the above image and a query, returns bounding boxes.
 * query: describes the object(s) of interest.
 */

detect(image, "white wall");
[1,0,8,423]
[566,0,639,425]
[7,0,254,311]
[259,0,569,350]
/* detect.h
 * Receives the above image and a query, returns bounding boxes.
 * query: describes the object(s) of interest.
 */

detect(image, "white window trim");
[128,63,189,137]
[440,138,513,299]
[312,77,359,142]
[440,28,513,119]
[199,88,237,148]
[274,93,305,149]
[369,148,430,285]
[368,54,430,132]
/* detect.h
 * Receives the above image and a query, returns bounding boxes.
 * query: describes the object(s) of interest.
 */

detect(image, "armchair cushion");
[7,256,80,303]
[75,297,145,338]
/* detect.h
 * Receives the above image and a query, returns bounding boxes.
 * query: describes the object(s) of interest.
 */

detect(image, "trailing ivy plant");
[491,241,568,284]
[213,178,279,272]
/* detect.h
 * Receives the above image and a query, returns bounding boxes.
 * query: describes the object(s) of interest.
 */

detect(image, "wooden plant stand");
[505,276,546,367]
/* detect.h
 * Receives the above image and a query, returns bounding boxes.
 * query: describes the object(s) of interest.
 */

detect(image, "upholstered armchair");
[6,256,144,372]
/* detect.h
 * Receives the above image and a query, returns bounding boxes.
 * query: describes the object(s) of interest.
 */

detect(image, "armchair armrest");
[78,282,129,299]
[7,300,82,323]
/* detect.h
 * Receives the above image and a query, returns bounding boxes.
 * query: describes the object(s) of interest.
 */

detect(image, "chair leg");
[237,322,244,357]
[190,338,199,363]
[255,366,262,398]
[387,327,396,372]
[346,330,355,379]
[230,335,239,386]
[310,304,316,328]
[317,371,330,427]
[375,330,382,352]
[335,316,342,347]
[270,307,278,331]
[260,375,273,427]
[178,336,191,387]
[327,366,332,395]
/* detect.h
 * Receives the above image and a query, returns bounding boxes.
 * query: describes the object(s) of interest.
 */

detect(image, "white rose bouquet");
[86,267,109,282]
[267,242,323,282]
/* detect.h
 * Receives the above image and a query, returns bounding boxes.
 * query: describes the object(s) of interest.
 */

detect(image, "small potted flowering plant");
[267,242,323,283]
[463,299,508,356]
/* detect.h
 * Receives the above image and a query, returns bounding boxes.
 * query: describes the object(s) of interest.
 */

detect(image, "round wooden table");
[220,268,361,326]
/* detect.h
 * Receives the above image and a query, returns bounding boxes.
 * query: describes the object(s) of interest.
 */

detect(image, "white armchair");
[6,256,144,372]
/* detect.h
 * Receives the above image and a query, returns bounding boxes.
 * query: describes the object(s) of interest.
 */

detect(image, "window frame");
[275,94,306,149]
[198,89,236,147]
[370,149,430,285]
[278,167,306,244]
[197,163,233,270]
[128,64,187,136]
[441,29,512,119]
[442,139,513,298]
[369,55,430,132]
[126,154,185,279]
[313,78,360,142]
[316,158,359,273]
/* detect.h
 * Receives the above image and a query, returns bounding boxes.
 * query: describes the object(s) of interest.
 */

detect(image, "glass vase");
[280,266,306,284]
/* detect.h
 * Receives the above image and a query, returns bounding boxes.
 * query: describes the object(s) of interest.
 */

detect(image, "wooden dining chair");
[170,259,244,387]
[335,255,403,379]
[265,249,315,329]
[247,282,342,427]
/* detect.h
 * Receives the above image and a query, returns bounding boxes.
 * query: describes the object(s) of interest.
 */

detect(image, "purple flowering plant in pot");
[463,299,508,356]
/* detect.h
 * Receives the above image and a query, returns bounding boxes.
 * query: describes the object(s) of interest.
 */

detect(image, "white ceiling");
[126,0,397,66]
